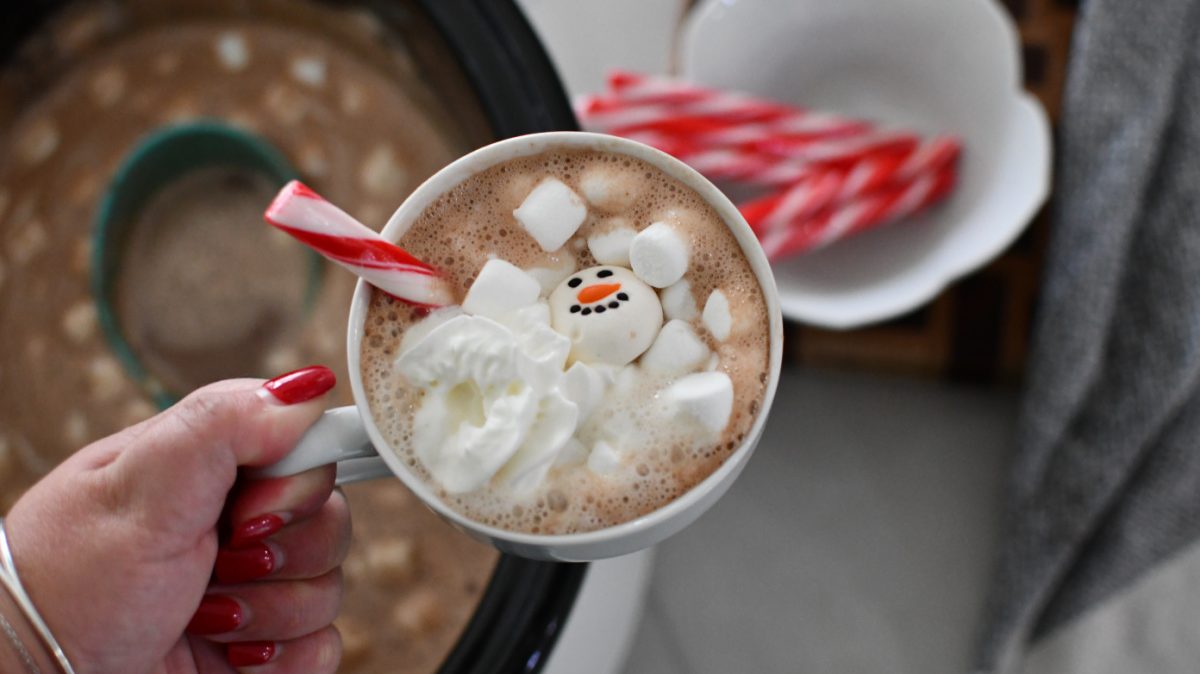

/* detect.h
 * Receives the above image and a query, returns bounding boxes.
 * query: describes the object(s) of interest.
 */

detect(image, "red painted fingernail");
[260,365,335,405]
[215,544,276,584]
[230,514,287,549]
[187,595,243,635]
[227,641,277,667]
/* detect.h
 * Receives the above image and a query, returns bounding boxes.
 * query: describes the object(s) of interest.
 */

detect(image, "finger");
[216,491,351,584]
[137,366,336,470]
[224,627,342,673]
[225,465,338,548]
[189,569,343,643]
[95,368,336,529]
[183,636,236,674]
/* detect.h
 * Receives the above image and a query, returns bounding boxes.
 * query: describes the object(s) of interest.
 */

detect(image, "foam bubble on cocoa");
[360,148,769,534]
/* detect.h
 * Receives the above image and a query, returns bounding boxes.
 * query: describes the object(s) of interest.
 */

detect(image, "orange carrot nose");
[577,283,621,303]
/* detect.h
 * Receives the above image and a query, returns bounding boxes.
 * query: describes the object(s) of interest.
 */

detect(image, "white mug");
[255,131,784,561]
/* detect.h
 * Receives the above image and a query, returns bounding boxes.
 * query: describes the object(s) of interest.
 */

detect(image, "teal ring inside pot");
[91,121,318,409]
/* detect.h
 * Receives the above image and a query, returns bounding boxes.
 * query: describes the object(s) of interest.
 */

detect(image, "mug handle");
[249,406,394,485]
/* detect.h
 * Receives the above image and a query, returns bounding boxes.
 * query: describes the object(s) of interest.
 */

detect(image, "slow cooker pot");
[0,1,621,672]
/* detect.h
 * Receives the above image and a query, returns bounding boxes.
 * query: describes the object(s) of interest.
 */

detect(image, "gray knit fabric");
[975,0,1200,669]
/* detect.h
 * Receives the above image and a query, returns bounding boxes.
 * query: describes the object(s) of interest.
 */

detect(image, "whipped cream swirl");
[395,306,580,494]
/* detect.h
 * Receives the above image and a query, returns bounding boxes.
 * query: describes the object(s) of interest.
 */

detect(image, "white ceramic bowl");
[681,0,1052,328]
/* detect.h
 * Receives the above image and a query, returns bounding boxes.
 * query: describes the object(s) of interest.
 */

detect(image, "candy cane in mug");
[264,181,454,307]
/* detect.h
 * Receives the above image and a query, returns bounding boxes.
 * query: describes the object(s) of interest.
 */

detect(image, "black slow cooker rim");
[418,0,579,139]
[1,2,588,673]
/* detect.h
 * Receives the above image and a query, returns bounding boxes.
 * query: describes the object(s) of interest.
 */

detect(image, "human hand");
[2,366,349,673]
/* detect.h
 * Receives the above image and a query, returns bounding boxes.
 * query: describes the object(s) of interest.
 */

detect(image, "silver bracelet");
[0,608,43,674]
[0,519,75,674]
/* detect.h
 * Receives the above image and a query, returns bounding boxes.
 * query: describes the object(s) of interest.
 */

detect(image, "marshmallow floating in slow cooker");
[513,177,587,252]
[549,265,663,366]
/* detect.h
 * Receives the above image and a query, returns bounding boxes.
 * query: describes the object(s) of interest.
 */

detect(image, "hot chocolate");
[360,148,770,535]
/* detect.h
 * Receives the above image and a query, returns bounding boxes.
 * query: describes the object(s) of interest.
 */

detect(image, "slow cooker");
[0,1,650,672]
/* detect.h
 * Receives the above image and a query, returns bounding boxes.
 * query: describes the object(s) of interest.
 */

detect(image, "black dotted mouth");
[570,294,630,316]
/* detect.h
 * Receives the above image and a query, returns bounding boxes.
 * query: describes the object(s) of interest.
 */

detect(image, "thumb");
[99,367,335,526]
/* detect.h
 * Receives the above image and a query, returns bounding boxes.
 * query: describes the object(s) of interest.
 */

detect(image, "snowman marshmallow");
[549,265,664,366]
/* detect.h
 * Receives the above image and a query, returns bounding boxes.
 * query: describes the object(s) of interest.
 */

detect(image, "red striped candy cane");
[627,129,923,188]
[758,164,958,260]
[742,136,962,235]
[264,181,454,307]
[578,71,866,140]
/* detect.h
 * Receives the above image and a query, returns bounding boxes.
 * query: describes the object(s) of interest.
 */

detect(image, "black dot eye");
[596,269,613,278]
[608,301,619,309]
[567,277,582,288]
[617,292,629,301]
[595,305,607,313]
[581,308,592,315]
[570,305,581,313]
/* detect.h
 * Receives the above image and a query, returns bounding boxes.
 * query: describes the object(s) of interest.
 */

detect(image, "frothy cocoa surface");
[361,148,770,534]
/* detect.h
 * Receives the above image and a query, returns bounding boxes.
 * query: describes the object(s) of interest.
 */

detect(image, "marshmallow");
[660,279,698,321]
[587,439,623,475]
[513,178,587,251]
[560,361,613,421]
[702,289,732,341]
[639,319,710,375]
[666,372,734,434]
[549,265,664,366]
[215,33,249,71]
[630,222,689,288]
[579,165,642,212]
[399,306,464,356]
[290,56,327,87]
[462,258,540,320]
[526,255,577,296]
[587,220,636,266]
